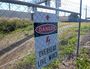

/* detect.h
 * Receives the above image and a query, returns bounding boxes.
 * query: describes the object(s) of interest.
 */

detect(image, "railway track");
[0,25,75,57]
[0,34,33,56]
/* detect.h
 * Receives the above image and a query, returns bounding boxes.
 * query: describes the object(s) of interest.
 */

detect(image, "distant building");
[59,16,79,22]
[0,10,89,22]
[59,16,69,22]
[87,17,90,20]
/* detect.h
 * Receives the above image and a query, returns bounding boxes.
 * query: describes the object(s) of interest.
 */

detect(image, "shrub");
[43,59,60,69]
[0,18,33,33]
[60,39,68,45]
[68,37,77,45]
[15,54,35,69]
[76,48,90,69]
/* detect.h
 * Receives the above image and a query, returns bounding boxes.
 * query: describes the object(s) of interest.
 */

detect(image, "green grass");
[0,18,33,39]
[0,21,90,69]
[14,54,35,69]
[13,33,77,69]
[43,59,61,69]
[76,48,90,69]
[14,54,61,69]
[80,24,90,35]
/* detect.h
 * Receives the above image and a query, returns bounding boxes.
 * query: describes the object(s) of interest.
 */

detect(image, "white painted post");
[32,0,37,12]
[55,0,61,15]
[9,3,11,10]
[45,0,50,7]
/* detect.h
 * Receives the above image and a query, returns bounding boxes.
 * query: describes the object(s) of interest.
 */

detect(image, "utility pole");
[9,3,11,10]
[85,5,87,20]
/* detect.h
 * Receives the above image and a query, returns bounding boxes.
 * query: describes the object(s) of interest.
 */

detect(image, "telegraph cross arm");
[35,0,51,4]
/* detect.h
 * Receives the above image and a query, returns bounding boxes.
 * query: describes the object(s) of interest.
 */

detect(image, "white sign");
[34,12,58,69]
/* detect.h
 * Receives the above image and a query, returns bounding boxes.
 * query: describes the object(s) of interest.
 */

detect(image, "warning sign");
[34,12,58,69]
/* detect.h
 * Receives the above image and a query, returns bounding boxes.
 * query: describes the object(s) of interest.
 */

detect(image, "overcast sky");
[25,0,90,18]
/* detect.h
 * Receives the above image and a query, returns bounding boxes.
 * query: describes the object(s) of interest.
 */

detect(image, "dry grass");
[0,18,33,50]
[0,29,33,50]
[58,22,78,27]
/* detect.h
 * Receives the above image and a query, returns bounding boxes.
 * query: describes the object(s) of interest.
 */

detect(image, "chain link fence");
[0,0,90,69]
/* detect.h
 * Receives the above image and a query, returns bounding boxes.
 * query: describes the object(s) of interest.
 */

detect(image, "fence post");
[77,0,82,57]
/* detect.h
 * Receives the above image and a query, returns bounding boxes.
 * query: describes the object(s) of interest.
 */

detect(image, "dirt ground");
[80,33,90,46]
[0,38,34,69]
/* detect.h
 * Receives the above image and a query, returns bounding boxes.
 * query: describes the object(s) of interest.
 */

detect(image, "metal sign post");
[34,12,58,69]
[77,0,82,57]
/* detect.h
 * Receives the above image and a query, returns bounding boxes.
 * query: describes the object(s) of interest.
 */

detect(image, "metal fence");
[0,0,90,69]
